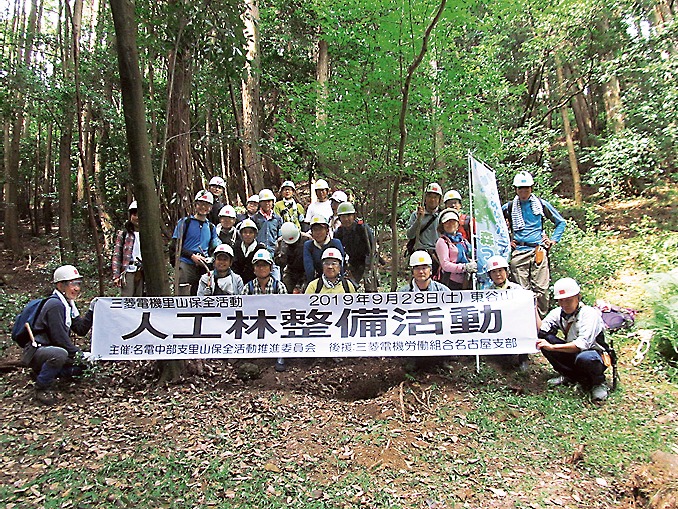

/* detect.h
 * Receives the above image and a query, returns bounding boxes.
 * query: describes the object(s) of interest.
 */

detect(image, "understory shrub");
[583,129,662,198]
[643,270,678,364]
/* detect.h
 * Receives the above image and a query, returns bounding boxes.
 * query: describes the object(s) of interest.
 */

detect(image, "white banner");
[91,290,538,360]
[470,155,511,283]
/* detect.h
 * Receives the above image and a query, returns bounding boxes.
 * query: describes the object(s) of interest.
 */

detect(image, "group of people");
[23,171,612,405]
[404,171,609,402]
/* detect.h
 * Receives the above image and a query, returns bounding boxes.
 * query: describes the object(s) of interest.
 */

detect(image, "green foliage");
[549,220,620,302]
[643,270,678,364]
[583,129,663,198]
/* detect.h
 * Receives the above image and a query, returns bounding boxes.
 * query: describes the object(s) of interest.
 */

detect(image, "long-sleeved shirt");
[502,197,566,252]
[303,238,345,281]
[540,304,605,352]
[33,293,93,356]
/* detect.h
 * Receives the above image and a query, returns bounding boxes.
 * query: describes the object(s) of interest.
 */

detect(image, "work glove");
[464,261,478,274]
[89,297,99,311]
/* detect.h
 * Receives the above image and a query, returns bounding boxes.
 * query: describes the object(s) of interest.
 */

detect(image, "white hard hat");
[409,250,433,267]
[213,244,234,258]
[440,208,460,224]
[486,255,509,271]
[208,176,226,188]
[252,249,273,265]
[54,265,82,283]
[280,180,296,191]
[443,190,462,202]
[425,182,443,196]
[337,202,356,215]
[554,278,581,300]
[513,171,534,187]
[247,194,260,204]
[258,188,275,201]
[128,200,138,211]
[309,215,329,227]
[322,247,343,262]
[219,205,236,218]
[314,179,329,190]
[239,218,259,232]
[194,190,214,205]
[281,222,301,244]
[331,190,348,203]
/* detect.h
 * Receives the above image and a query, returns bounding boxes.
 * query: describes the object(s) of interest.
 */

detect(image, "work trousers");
[510,248,550,318]
[541,334,606,387]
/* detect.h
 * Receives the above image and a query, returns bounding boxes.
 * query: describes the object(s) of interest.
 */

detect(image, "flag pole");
[468,151,481,374]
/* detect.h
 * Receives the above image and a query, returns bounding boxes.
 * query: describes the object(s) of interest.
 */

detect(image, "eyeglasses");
[323,261,340,267]
[66,280,83,287]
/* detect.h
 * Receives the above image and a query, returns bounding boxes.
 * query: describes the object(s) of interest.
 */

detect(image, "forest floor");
[0,190,677,509]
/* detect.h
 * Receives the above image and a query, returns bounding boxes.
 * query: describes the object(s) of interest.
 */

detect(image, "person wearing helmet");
[305,248,356,294]
[274,222,311,293]
[303,215,345,282]
[274,181,305,229]
[502,171,566,318]
[112,200,144,296]
[443,190,474,242]
[435,208,477,290]
[208,176,227,224]
[217,205,239,248]
[487,254,539,372]
[253,189,283,280]
[329,190,348,233]
[237,194,260,223]
[536,277,610,402]
[170,190,222,295]
[407,182,443,274]
[198,244,244,296]
[25,265,97,405]
[486,255,521,290]
[334,202,376,288]
[243,249,288,371]
[232,218,267,284]
[304,178,333,225]
[398,251,449,292]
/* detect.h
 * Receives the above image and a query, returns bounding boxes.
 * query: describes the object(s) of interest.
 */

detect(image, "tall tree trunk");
[4,0,41,256]
[111,0,176,382]
[600,18,624,134]
[167,46,193,220]
[241,0,264,191]
[556,58,582,205]
[389,0,447,291]
[564,65,591,147]
[316,38,329,127]
[58,0,84,262]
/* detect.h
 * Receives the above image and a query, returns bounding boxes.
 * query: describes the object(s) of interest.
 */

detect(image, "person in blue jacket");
[253,188,283,280]
[170,190,222,295]
[303,215,344,283]
[502,171,566,318]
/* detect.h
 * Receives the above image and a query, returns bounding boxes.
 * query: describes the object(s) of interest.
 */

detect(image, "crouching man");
[23,265,96,405]
[536,277,609,402]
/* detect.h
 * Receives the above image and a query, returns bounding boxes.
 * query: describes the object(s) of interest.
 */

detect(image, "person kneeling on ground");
[23,265,96,405]
[536,277,609,402]
[305,248,356,294]
[399,251,449,292]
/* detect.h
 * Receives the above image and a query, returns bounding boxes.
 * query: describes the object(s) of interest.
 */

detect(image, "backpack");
[11,295,57,348]
[169,217,216,265]
[600,307,635,331]
[314,278,352,293]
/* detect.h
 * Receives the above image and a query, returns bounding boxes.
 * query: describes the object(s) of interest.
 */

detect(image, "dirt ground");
[1,209,677,508]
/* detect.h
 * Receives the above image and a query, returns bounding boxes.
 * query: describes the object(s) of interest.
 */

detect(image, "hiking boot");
[275,359,286,372]
[35,387,58,406]
[591,384,609,402]
[547,375,575,387]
